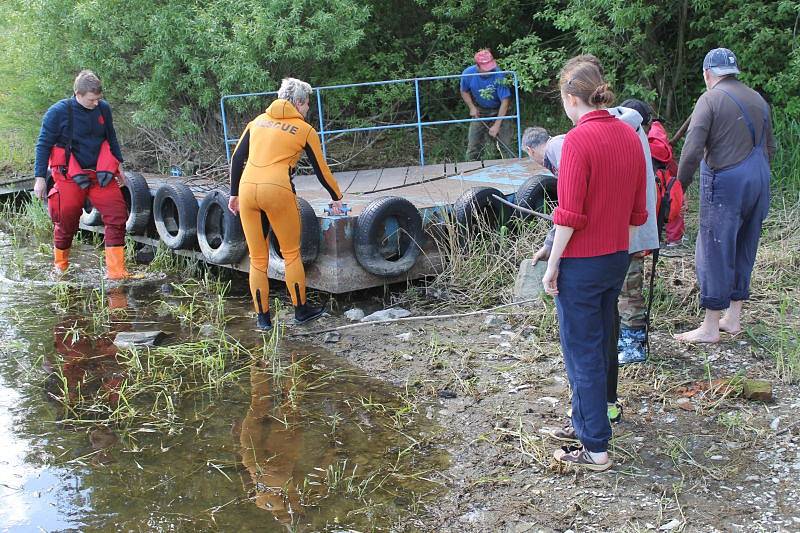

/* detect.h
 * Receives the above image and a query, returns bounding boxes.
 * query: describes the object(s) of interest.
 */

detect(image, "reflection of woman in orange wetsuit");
[238,364,304,525]
[228,78,344,330]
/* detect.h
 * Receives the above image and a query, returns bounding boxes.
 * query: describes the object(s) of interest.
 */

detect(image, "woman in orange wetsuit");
[228,78,344,330]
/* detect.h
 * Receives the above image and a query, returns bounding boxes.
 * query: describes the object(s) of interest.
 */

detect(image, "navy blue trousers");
[697,155,770,310]
[556,251,630,453]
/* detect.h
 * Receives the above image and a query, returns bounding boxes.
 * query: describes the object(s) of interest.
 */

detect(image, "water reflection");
[239,362,310,524]
[0,232,447,531]
[43,288,128,415]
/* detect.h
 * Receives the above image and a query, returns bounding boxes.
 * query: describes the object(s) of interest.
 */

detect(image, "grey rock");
[484,314,503,326]
[360,307,411,322]
[510,521,537,533]
[344,308,365,321]
[395,332,413,342]
[198,324,216,337]
[513,259,547,303]
[323,332,340,343]
[114,331,166,349]
[659,519,682,531]
[134,246,155,265]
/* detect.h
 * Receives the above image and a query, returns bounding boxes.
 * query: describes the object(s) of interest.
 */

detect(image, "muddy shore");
[296,294,800,532]
[1,194,798,531]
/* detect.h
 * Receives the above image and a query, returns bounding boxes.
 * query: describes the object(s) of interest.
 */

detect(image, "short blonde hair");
[74,70,102,95]
[277,78,312,107]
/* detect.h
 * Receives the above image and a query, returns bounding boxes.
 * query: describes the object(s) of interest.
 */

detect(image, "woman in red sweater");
[542,58,648,471]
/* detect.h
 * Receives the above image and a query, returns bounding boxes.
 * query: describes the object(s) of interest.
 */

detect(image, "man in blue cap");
[675,48,775,343]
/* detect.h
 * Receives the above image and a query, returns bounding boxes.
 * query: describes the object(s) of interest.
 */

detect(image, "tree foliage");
[6,0,800,151]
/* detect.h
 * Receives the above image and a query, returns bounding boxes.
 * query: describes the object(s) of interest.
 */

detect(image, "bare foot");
[674,326,720,343]
[719,317,741,335]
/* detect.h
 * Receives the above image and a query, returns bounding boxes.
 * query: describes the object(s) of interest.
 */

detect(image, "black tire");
[354,196,423,277]
[153,181,199,249]
[268,196,320,274]
[197,190,247,265]
[515,173,558,219]
[121,171,152,235]
[453,186,509,233]
[80,199,102,226]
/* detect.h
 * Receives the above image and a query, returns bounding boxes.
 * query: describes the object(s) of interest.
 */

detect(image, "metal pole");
[491,194,553,222]
[414,79,424,166]
[316,89,327,159]
[513,73,522,159]
[220,97,231,162]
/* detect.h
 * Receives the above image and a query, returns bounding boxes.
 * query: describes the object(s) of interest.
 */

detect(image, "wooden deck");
[134,157,542,214]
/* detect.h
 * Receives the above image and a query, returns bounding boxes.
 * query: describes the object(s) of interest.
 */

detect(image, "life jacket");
[648,121,683,226]
[46,100,120,185]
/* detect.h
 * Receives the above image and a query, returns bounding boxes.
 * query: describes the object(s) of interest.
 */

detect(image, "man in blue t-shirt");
[460,49,513,161]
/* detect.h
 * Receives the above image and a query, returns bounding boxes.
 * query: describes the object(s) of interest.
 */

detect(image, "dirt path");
[296,302,800,532]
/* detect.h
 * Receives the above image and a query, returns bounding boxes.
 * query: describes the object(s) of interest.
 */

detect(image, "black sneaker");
[295,303,325,324]
[256,311,272,331]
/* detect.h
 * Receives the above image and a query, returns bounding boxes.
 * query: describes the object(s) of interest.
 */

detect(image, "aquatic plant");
[156,275,231,329]
[0,198,52,243]
[146,241,202,277]
[51,331,253,433]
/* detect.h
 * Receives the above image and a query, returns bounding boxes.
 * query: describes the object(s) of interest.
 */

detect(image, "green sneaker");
[607,402,623,424]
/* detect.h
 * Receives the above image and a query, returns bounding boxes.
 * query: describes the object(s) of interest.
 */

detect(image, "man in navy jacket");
[33,70,129,279]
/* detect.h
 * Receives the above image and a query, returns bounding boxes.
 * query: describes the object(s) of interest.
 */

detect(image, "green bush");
[1,0,798,172]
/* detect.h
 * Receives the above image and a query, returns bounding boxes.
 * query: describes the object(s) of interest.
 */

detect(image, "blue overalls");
[696,89,771,310]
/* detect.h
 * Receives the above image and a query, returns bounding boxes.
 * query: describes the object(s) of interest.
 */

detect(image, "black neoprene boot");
[294,303,325,324]
[256,311,272,331]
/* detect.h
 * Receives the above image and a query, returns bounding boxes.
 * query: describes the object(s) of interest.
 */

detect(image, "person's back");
[242,99,314,181]
[675,48,773,344]
[678,77,774,188]
[557,111,647,258]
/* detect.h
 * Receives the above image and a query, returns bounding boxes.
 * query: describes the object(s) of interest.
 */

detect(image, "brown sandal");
[553,447,613,472]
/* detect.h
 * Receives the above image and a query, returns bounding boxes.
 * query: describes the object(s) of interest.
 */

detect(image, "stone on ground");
[113,331,166,349]
[360,308,411,322]
[344,308,365,321]
[742,379,773,402]
[513,259,547,303]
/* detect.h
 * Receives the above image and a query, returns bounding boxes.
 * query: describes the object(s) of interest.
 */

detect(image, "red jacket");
[648,120,684,224]
[553,110,648,258]
[648,121,677,173]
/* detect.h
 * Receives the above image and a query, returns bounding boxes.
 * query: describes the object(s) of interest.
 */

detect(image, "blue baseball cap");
[703,48,740,76]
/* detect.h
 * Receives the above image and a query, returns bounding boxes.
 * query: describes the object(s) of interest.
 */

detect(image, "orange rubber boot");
[54,248,70,273]
[104,246,129,280]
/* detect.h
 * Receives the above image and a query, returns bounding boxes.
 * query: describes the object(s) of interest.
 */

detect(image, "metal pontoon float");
[2,72,556,293]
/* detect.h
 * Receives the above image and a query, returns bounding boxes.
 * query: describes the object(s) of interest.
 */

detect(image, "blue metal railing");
[220,71,523,166]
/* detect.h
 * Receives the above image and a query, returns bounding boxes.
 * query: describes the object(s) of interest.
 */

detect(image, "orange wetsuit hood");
[231,99,342,200]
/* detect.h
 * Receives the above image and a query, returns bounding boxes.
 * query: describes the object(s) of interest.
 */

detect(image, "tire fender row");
[95,173,557,277]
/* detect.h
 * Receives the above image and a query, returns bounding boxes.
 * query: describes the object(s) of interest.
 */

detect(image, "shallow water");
[0,231,447,532]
